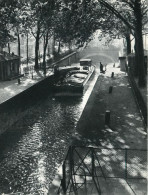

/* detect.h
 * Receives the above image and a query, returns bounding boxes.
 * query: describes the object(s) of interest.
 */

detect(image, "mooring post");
[109,86,113,94]
[111,72,114,78]
[105,110,110,125]
[18,78,21,84]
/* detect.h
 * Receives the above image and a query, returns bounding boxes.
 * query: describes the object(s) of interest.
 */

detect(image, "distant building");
[0,51,20,81]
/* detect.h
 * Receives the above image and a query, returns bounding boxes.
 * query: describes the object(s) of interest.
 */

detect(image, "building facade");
[0,51,20,81]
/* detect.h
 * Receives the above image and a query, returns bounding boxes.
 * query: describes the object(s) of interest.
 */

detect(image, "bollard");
[18,78,21,84]
[109,86,113,94]
[105,110,110,125]
[111,72,114,78]
[113,63,115,67]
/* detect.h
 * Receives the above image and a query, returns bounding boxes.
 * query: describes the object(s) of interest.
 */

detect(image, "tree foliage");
[0,0,147,85]
[98,0,147,86]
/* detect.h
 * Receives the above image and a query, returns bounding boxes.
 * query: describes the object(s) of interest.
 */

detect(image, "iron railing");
[58,146,147,195]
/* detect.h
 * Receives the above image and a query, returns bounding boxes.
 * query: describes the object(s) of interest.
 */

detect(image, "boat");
[54,59,94,96]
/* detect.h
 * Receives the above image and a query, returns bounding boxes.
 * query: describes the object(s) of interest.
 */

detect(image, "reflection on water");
[0,70,98,194]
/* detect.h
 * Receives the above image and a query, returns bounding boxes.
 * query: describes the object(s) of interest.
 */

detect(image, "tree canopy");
[0,0,147,85]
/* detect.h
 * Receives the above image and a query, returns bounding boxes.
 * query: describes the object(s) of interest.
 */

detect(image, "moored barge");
[54,59,94,96]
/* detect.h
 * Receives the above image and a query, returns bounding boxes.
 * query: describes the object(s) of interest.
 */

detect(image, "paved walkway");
[0,70,51,104]
[49,63,147,195]
[74,64,146,150]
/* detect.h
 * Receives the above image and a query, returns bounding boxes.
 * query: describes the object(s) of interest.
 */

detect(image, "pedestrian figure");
[100,62,103,73]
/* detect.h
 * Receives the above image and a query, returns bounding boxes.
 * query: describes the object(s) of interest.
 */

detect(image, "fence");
[58,146,147,195]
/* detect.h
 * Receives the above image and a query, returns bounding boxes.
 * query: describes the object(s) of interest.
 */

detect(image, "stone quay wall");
[0,75,55,135]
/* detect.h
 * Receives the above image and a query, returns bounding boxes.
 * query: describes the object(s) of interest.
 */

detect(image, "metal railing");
[58,146,147,195]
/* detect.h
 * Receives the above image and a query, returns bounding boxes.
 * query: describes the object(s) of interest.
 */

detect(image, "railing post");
[91,148,102,195]
[69,146,73,176]
[92,148,94,179]
[105,110,110,125]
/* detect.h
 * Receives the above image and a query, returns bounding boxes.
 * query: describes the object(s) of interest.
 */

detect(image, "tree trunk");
[134,35,139,77]
[134,0,146,87]
[8,43,10,53]
[17,33,21,58]
[52,32,55,55]
[35,27,40,70]
[43,31,49,75]
[26,33,29,66]
[58,41,61,54]
[17,30,21,68]
[125,34,131,55]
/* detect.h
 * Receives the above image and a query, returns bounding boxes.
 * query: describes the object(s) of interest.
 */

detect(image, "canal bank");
[49,63,147,195]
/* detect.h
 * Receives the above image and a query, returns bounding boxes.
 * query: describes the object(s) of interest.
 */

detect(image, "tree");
[98,0,147,87]
[63,0,147,86]
[25,0,58,70]
[54,0,101,49]
[0,0,18,49]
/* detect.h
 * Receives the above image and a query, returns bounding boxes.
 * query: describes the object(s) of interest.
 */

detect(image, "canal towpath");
[49,63,147,195]
[73,63,147,149]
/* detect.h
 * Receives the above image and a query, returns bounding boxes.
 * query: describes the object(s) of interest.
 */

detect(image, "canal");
[0,69,99,194]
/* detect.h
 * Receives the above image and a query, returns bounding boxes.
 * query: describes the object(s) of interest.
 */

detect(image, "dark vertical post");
[92,148,94,179]
[69,146,78,195]
[8,43,10,53]
[18,78,20,84]
[111,72,114,78]
[109,86,113,93]
[105,110,110,125]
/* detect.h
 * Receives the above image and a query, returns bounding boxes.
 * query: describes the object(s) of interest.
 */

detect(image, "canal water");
[0,69,99,194]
